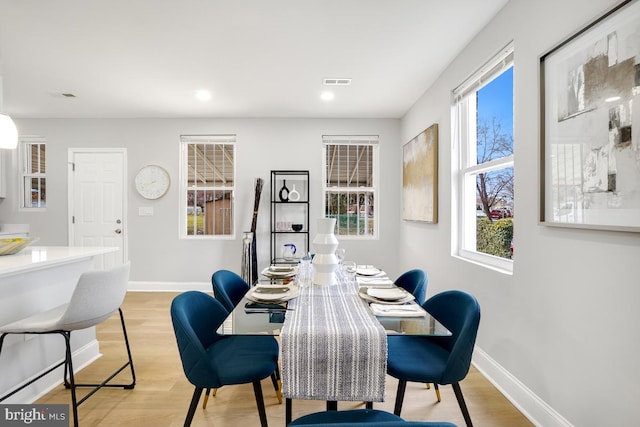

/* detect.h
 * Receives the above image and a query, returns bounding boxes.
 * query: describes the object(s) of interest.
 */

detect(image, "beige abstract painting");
[403,124,438,223]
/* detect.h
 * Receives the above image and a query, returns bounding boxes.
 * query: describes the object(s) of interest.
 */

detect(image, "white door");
[68,149,127,269]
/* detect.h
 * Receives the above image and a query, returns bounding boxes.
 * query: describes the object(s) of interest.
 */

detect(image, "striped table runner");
[281,279,387,402]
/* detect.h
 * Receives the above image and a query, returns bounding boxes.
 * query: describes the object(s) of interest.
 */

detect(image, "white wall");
[0,118,401,286]
[400,0,640,425]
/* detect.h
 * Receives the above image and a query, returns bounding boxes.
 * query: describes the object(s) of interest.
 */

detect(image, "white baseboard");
[127,281,210,292]
[472,347,573,427]
[3,339,101,404]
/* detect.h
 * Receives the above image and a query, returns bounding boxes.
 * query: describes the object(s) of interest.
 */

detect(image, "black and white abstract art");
[541,0,640,231]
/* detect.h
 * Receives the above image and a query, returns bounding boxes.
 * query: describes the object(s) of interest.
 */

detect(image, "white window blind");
[20,136,46,209]
[322,135,379,238]
[180,135,236,238]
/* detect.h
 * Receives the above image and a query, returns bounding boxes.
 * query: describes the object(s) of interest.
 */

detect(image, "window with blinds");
[453,42,514,271]
[20,137,46,209]
[322,135,379,238]
[180,135,235,238]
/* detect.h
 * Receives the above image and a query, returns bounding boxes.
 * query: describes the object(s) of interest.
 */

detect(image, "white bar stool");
[0,262,136,427]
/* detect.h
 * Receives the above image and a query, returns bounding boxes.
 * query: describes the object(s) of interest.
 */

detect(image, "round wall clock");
[134,165,170,200]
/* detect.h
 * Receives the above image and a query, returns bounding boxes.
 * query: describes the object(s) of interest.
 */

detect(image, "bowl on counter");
[0,237,38,256]
[291,224,303,232]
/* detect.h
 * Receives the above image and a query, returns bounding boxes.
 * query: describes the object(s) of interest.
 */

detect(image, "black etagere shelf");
[270,170,309,265]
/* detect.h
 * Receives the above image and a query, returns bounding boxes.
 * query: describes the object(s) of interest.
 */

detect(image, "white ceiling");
[0,0,509,119]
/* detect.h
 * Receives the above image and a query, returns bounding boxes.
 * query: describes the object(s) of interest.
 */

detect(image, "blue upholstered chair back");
[170,291,228,387]
[395,269,428,305]
[423,290,480,384]
[211,269,250,312]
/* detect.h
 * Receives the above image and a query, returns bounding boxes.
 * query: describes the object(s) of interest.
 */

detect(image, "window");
[322,136,379,238]
[180,135,235,238]
[453,43,514,271]
[20,137,46,209]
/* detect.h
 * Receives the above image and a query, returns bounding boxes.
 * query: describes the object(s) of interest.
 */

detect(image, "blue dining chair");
[392,269,431,392]
[209,269,282,406]
[288,409,457,426]
[394,269,428,305]
[387,290,480,427]
[171,290,279,427]
[212,269,250,312]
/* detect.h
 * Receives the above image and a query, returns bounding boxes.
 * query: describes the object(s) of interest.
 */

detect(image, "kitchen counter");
[0,246,119,403]
[0,246,117,277]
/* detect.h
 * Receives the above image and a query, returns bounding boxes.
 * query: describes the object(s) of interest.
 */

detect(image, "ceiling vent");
[323,78,351,86]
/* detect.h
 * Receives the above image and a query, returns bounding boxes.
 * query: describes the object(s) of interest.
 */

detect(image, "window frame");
[322,135,379,240]
[452,43,514,273]
[18,136,47,211]
[179,135,236,240]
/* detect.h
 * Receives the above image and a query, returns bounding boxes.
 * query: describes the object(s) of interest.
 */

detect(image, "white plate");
[356,266,382,276]
[358,287,414,305]
[269,265,295,272]
[367,287,409,301]
[247,285,299,303]
[261,267,297,278]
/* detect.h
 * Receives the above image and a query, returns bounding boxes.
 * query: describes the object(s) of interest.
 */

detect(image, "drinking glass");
[343,260,356,282]
[335,248,346,265]
[297,257,313,288]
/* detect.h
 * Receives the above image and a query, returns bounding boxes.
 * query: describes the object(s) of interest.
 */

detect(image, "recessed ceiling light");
[323,78,351,86]
[195,90,211,101]
[320,91,335,101]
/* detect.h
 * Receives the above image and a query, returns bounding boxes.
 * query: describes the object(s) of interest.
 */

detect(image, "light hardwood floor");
[37,292,533,426]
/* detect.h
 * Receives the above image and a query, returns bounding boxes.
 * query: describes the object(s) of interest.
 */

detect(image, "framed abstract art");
[403,123,438,223]
[540,0,640,231]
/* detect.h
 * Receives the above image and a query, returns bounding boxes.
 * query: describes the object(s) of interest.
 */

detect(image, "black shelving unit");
[270,170,309,265]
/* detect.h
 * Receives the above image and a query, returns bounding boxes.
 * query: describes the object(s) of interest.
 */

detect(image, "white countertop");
[0,246,119,277]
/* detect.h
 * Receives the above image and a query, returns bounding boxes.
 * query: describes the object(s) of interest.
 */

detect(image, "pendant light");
[0,113,17,149]
[0,74,17,149]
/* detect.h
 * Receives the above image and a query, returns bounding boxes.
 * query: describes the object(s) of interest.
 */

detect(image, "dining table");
[221,266,451,425]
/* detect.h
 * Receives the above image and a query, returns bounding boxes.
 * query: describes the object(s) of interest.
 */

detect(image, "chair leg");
[270,370,282,403]
[202,388,211,409]
[452,382,473,427]
[68,308,136,395]
[276,365,283,403]
[117,308,137,388]
[184,387,203,427]
[286,398,292,425]
[434,383,441,402]
[365,401,373,409]
[62,331,80,427]
[393,379,407,416]
[252,380,269,427]
[426,383,431,389]
[0,331,77,426]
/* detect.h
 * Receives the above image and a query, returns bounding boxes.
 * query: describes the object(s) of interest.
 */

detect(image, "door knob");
[115,229,122,234]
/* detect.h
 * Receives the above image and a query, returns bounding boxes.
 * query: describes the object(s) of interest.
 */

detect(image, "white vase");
[312,217,339,285]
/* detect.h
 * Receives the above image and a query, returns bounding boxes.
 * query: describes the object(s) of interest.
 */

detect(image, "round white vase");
[312,217,339,286]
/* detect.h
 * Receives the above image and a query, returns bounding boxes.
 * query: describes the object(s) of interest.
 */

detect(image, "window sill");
[453,251,513,275]
[19,207,47,212]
